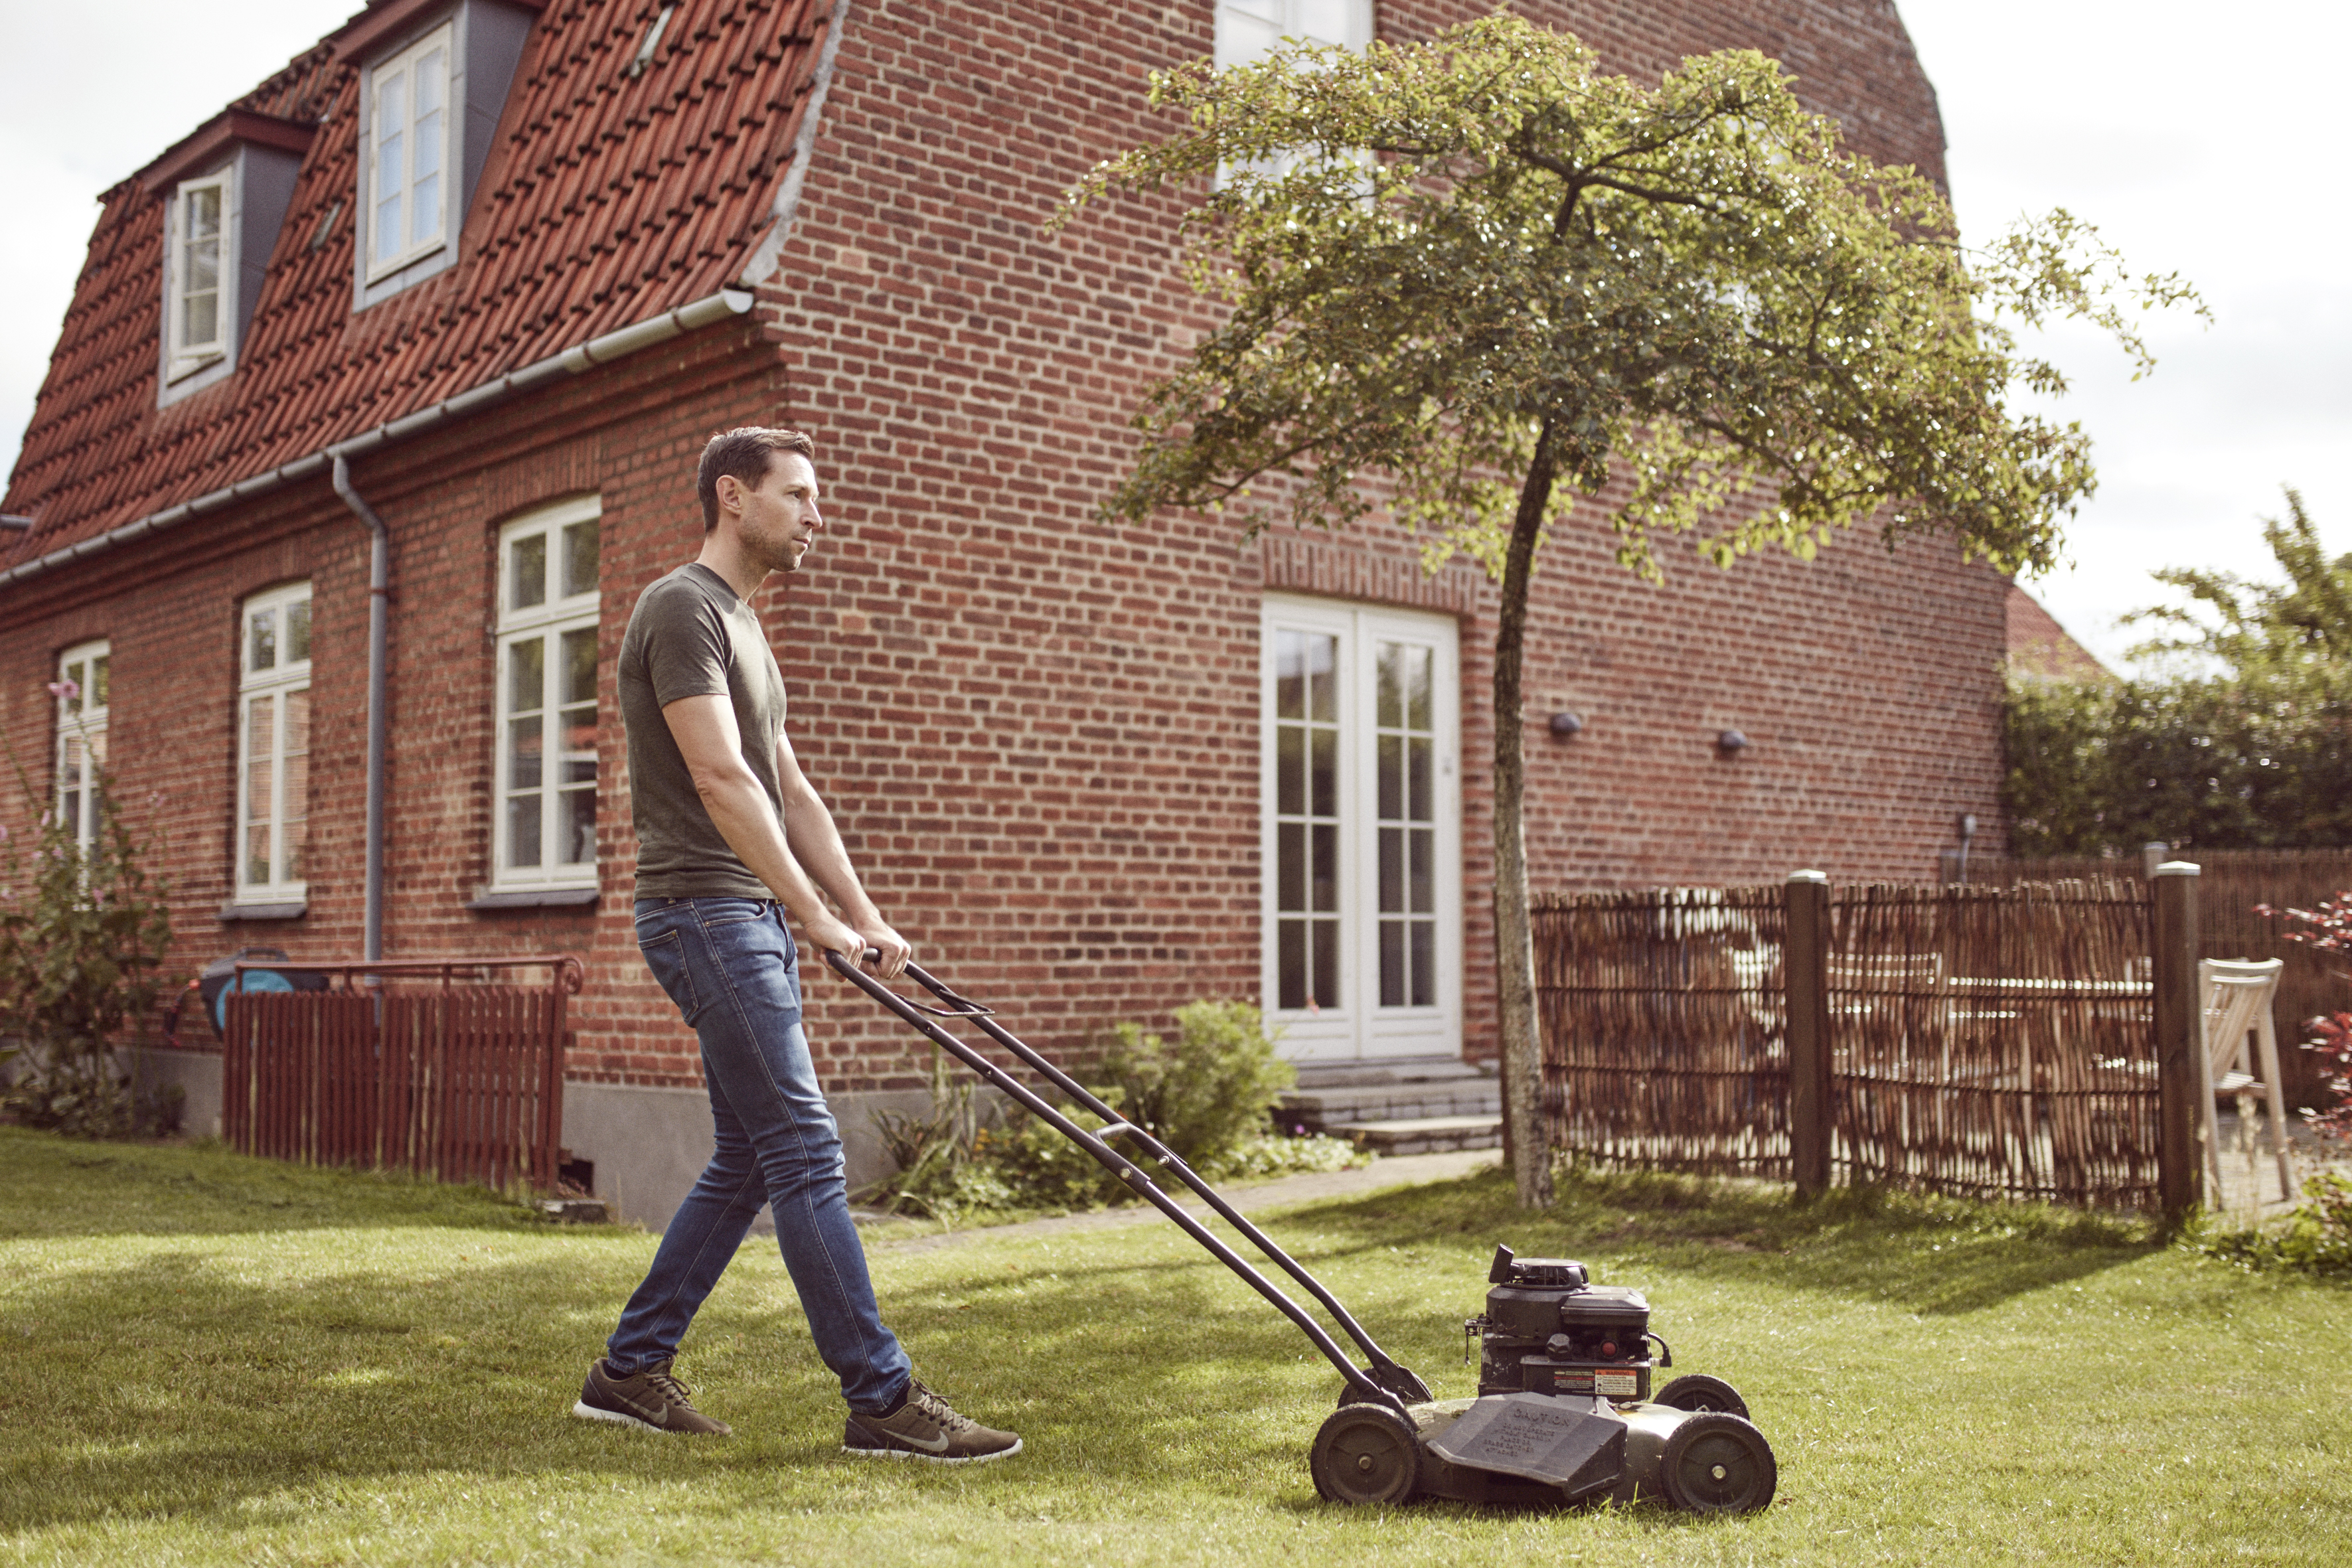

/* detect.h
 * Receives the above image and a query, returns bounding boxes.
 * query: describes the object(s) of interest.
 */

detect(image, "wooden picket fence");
[220,955,582,1191]
[1535,878,2171,1210]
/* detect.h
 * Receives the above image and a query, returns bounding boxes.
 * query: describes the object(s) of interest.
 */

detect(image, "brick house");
[0,0,1998,1220]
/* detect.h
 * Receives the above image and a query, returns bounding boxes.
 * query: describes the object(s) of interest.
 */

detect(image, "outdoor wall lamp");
[1716,728,1751,754]
[1549,711,1584,738]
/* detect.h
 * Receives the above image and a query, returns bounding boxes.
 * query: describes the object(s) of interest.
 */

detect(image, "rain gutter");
[0,286,754,595]
[1,285,755,950]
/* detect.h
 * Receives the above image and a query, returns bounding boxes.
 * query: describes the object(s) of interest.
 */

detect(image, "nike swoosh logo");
[900,1431,951,1453]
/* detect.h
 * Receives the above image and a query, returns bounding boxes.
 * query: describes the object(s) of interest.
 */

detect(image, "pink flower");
[45,679,78,702]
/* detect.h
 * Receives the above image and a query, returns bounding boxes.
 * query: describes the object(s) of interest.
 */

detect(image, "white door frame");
[1260,593,1462,1061]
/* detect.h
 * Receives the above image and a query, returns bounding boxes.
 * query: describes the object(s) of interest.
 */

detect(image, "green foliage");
[1055,13,2197,581]
[0,757,175,1140]
[2197,1172,2352,1278]
[2003,495,2352,854]
[864,1000,1350,1222]
[2127,489,2352,681]
[1095,999,1296,1168]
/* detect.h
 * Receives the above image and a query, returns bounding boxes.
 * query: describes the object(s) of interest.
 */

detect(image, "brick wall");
[757,0,1998,1079]
[0,0,1995,1097]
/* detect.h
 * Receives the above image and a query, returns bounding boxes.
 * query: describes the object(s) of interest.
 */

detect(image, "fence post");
[1785,870,1832,1201]
[2153,860,2204,1223]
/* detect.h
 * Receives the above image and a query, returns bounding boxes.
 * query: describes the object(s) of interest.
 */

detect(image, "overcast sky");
[3,1,2343,670]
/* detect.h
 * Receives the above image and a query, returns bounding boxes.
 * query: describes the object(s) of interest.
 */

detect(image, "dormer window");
[171,171,231,378]
[345,0,540,311]
[139,108,317,407]
[368,23,452,279]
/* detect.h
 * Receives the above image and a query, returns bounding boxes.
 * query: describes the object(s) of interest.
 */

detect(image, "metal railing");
[220,955,583,1191]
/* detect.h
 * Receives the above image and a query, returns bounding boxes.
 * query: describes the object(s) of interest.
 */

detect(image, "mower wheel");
[1660,1412,1777,1514]
[1654,1373,1750,1420]
[1310,1404,1422,1506]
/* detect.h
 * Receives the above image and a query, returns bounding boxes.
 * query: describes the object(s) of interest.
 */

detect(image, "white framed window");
[167,171,231,381]
[236,584,312,903]
[493,497,601,888]
[52,641,111,857]
[365,22,453,281]
[1261,595,1460,1062]
[1215,2,1374,188]
[1216,0,1372,68]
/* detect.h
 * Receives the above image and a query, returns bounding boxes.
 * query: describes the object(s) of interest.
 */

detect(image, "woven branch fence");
[1534,889,1790,1180]
[1974,848,2352,1108]
[1829,881,2157,1208]
[1536,878,2163,1209]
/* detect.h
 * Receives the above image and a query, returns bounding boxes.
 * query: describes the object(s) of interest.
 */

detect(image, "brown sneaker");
[842,1378,1021,1464]
[570,1357,732,1435]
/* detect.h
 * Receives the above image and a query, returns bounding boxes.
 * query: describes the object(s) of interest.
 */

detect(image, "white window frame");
[491,497,602,890]
[1260,594,1461,1063]
[53,641,111,858]
[1215,0,1372,67]
[234,583,313,905]
[166,167,234,383]
[363,21,455,282]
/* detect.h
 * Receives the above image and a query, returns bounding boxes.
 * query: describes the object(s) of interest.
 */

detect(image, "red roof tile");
[3,0,833,566]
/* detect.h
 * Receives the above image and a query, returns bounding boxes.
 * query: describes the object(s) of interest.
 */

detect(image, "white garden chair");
[2199,959,2296,1208]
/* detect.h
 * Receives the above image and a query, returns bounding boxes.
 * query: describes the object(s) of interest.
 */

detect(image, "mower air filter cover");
[1556,1285,1650,1334]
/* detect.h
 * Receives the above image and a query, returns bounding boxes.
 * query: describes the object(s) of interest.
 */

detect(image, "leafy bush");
[2003,490,2352,854]
[863,999,1359,1222]
[1093,1000,1296,1170]
[2197,1172,2352,1278]
[0,753,175,1140]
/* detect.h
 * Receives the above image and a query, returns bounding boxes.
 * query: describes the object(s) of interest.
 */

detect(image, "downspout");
[331,455,389,963]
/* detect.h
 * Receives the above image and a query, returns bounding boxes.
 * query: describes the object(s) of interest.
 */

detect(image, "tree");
[2126,489,2352,684]
[2004,492,2351,854]
[1054,14,2199,1206]
[0,732,175,1138]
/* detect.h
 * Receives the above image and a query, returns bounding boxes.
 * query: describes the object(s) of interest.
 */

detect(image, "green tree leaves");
[2004,493,2352,855]
[1056,13,2195,584]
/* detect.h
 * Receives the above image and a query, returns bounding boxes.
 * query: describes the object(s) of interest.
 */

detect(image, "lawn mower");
[828,951,1778,1514]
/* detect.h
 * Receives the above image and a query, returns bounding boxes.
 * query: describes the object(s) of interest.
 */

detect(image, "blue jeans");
[606,896,911,1413]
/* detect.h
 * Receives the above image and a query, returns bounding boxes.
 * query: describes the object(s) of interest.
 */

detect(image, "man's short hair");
[698,428,817,532]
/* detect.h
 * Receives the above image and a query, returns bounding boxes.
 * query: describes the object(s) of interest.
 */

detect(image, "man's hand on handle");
[806,911,910,980]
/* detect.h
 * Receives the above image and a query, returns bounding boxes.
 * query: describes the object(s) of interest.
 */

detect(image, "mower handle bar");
[880,953,1424,1391]
[826,947,1423,1415]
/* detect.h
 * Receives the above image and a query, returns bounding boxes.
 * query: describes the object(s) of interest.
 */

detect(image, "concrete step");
[1291,1055,1490,1088]
[1332,1114,1504,1157]
[1279,1079,1502,1132]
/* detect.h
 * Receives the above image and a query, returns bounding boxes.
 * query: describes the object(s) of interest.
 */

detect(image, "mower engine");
[1470,1250,1660,1402]
[1309,1244,1776,1514]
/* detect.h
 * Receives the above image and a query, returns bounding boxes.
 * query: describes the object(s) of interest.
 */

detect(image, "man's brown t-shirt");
[619,563,788,899]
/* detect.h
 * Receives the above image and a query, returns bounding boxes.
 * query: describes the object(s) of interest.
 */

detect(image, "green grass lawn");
[0,1127,2344,1566]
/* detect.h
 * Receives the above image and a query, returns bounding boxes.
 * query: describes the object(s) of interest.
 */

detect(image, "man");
[569,427,1020,1464]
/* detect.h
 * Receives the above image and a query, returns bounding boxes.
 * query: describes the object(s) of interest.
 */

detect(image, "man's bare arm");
[661,694,867,964]
[775,730,911,979]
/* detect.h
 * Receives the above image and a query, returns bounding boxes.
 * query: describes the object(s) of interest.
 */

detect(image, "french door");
[1261,595,1462,1061]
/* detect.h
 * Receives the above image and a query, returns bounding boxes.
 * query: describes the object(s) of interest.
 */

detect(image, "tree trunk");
[1494,428,1558,1210]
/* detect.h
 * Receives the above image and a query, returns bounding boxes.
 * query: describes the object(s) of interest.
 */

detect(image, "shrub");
[1094,1000,1295,1171]
[2199,1172,2352,1277]
[0,754,175,1140]
[864,998,1350,1221]
[2256,890,2352,1144]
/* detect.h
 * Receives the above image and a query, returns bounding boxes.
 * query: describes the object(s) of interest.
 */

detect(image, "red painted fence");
[221,955,582,1191]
